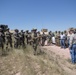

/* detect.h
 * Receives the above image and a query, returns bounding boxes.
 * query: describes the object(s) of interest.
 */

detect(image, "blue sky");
[0,0,76,31]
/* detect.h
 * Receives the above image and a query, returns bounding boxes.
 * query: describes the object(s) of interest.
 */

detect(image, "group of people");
[0,27,76,64]
[48,29,76,64]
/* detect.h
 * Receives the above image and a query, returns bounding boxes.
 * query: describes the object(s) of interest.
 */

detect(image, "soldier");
[20,30,25,47]
[13,29,20,48]
[25,30,29,44]
[37,31,42,46]
[41,32,46,46]
[57,31,61,46]
[5,28,12,50]
[64,30,68,47]
[55,31,58,45]
[69,29,76,64]
[48,31,52,44]
[0,28,4,55]
[31,29,38,55]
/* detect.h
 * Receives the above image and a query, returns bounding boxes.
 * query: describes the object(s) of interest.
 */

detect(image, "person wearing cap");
[5,28,12,50]
[69,29,76,64]
[0,28,4,55]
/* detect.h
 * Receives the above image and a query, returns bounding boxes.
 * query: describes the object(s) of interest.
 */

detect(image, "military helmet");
[15,29,19,32]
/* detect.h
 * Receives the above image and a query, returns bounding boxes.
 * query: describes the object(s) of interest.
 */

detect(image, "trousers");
[70,44,76,64]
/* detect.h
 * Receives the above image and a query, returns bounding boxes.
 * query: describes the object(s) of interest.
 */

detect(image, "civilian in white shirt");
[60,32,66,48]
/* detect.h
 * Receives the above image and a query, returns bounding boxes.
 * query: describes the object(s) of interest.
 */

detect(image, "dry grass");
[0,45,76,75]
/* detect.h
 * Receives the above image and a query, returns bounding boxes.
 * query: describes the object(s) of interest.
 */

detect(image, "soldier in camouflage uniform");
[37,31,41,45]
[5,28,12,50]
[31,29,38,55]
[57,31,61,46]
[0,28,4,55]
[13,29,20,48]
[25,30,29,45]
[48,31,52,44]
[20,30,25,47]
[41,32,46,46]
[55,31,60,46]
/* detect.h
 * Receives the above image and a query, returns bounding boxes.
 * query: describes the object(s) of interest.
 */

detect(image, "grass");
[0,44,76,75]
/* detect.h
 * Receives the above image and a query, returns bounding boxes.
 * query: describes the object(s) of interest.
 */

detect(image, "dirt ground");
[0,45,76,75]
[41,45,76,75]
[42,45,70,59]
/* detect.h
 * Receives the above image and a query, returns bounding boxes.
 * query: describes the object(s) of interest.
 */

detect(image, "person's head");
[55,31,57,33]
[64,30,67,34]
[15,29,19,32]
[32,29,37,33]
[61,32,63,35]
[21,30,23,32]
[58,31,61,34]
[37,31,40,34]
[69,29,74,34]
[6,28,10,31]
[26,30,29,33]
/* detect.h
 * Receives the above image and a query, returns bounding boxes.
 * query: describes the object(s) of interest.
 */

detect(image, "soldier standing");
[0,28,4,55]
[5,28,12,50]
[25,30,29,45]
[48,31,52,45]
[41,32,46,46]
[13,29,20,48]
[31,29,38,55]
[20,30,25,47]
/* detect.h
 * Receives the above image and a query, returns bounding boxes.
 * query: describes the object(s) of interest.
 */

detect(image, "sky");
[0,0,76,31]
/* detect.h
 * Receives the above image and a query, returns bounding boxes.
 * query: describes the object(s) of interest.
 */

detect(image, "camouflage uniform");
[20,30,25,47]
[13,29,20,48]
[55,31,60,46]
[31,29,38,55]
[48,31,52,44]
[5,28,12,49]
[37,31,41,46]
[0,28,4,55]
[41,32,46,46]
[25,30,29,44]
